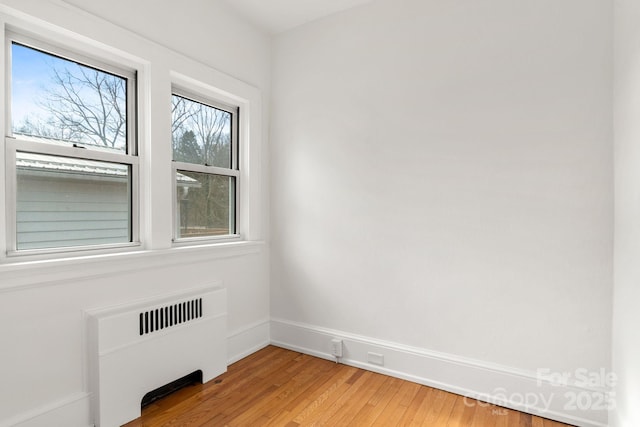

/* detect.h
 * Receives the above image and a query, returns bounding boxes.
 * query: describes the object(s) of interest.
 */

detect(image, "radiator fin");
[138,298,203,336]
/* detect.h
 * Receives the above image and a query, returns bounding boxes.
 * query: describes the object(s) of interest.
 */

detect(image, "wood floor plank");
[409,387,437,426]
[396,385,432,425]
[231,357,338,425]
[521,412,534,427]
[469,398,493,427]
[532,416,546,427]
[320,371,388,426]
[444,395,471,427]
[369,379,421,426]
[427,391,458,426]
[123,346,576,427]
[265,365,359,426]
[268,367,367,426]
[349,376,403,425]
[544,419,574,427]
[494,406,511,427]
[143,348,302,427]
[458,395,479,426]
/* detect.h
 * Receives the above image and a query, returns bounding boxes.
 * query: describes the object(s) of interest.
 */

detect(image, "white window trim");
[4,30,140,257]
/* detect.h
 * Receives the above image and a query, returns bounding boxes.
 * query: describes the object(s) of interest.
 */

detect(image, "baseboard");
[227,319,270,365]
[0,392,92,427]
[270,318,609,427]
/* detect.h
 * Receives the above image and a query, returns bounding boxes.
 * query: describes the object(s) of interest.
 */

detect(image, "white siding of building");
[16,173,130,250]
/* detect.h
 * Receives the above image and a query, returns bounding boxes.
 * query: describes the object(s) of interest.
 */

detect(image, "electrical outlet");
[331,338,343,357]
[368,352,384,366]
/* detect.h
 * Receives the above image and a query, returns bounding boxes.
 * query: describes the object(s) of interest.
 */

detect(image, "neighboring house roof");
[14,134,200,187]
[17,152,128,178]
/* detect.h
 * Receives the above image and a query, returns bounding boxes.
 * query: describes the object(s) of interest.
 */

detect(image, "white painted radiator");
[85,285,227,427]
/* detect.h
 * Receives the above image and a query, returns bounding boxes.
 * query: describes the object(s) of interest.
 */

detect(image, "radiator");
[85,285,227,427]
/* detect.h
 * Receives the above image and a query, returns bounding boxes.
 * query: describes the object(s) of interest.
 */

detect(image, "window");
[6,34,138,253]
[171,90,239,241]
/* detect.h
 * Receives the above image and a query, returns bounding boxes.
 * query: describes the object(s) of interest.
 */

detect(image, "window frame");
[4,31,140,257]
[171,86,240,244]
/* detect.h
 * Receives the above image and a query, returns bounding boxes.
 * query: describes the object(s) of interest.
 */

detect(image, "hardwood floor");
[123,346,574,427]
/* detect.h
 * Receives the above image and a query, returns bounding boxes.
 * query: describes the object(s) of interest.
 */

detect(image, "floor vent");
[141,370,203,408]
[139,298,203,335]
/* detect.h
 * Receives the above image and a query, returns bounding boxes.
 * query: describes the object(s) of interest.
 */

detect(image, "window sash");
[171,164,240,243]
[173,169,237,240]
[5,137,140,256]
[171,88,239,170]
[172,161,240,178]
[6,31,138,156]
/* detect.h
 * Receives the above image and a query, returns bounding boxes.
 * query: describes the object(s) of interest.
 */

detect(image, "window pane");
[11,42,128,153]
[16,152,131,250]
[176,171,235,238]
[172,95,232,168]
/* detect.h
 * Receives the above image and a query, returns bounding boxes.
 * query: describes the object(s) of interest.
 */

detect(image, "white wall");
[62,0,270,92]
[270,0,612,424]
[613,1,640,426]
[0,1,270,426]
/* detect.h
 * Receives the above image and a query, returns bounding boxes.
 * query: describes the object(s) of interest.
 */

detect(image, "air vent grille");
[139,298,203,336]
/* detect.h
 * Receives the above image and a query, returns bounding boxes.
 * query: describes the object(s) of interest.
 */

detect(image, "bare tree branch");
[20,64,128,149]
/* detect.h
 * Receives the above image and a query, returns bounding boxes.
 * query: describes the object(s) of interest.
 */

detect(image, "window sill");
[0,240,265,293]
[172,233,242,247]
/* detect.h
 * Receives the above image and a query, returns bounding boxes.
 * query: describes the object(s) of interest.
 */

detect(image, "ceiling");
[223,0,376,34]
